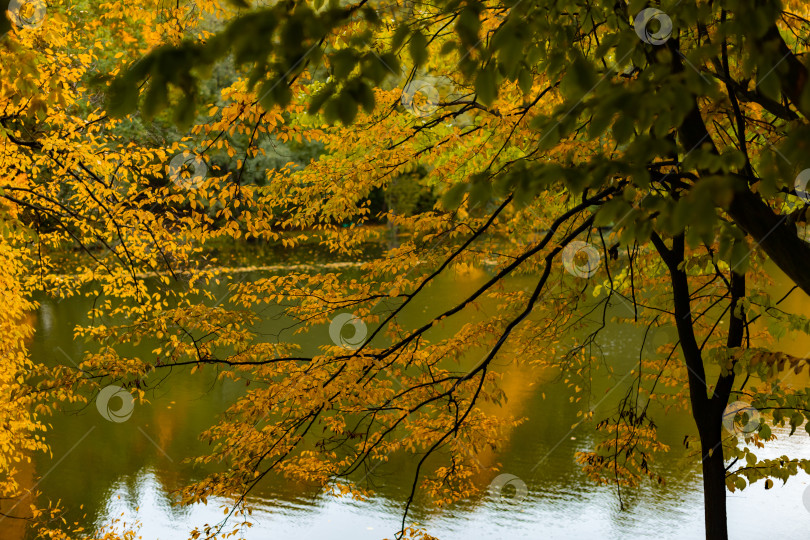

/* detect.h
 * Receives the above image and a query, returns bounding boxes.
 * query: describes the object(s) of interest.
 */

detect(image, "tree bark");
[700,427,729,540]
[725,188,810,296]
[651,233,740,540]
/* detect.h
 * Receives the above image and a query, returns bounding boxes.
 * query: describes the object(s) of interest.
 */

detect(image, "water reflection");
[23,261,810,539]
[93,432,810,540]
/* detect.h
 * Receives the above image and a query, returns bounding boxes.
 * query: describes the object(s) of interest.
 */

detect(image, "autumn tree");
[5,0,810,539]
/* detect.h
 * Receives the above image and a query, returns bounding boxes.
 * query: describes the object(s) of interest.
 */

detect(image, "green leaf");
[409,31,428,67]
[142,85,168,120]
[362,52,399,84]
[330,49,357,80]
[759,423,772,439]
[392,24,410,50]
[440,41,457,57]
[106,77,140,119]
[494,28,522,76]
[561,51,598,101]
[346,79,375,114]
[335,91,358,125]
[517,67,533,95]
[757,66,782,103]
[455,7,481,48]
[468,176,491,207]
[729,239,751,273]
[308,83,336,115]
[323,97,340,124]
[536,122,561,151]
[361,6,380,24]
[612,115,635,144]
[0,0,11,37]
[475,66,498,106]
[173,94,197,129]
[588,108,614,140]
[258,77,292,110]
[800,81,810,115]
[442,183,468,210]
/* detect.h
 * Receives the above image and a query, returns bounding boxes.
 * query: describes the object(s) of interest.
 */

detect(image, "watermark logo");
[167,151,207,190]
[722,400,761,435]
[794,169,810,203]
[803,484,810,513]
[96,385,135,423]
[634,8,672,45]
[8,0,46,30]
[329,313,367,350]
[562,240,601,278]
[488,473,528,504]
[401,79,439,117]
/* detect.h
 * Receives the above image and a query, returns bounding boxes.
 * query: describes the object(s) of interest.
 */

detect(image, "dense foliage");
[2,0,810,538]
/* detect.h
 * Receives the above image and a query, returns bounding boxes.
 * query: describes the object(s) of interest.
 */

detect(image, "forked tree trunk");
[651,233,743,540]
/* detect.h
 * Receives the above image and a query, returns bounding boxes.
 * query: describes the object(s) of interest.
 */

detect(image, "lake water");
[15,253,810,539]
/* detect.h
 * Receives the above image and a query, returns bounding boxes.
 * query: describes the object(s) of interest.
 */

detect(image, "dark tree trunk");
[698,271,744,540]
[646,18,794,540]
[650,235,745,540]
[700,427,729,540]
